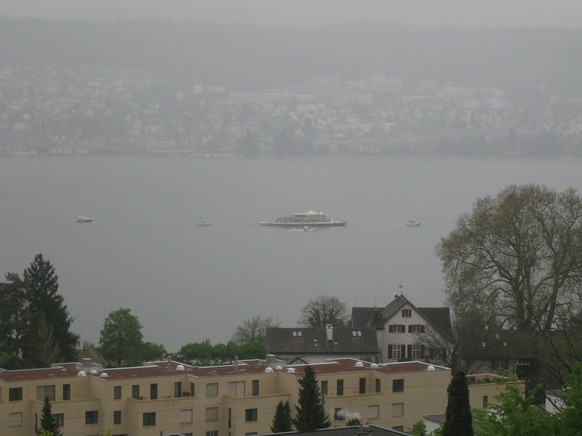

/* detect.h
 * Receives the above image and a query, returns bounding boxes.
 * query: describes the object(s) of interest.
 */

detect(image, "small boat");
[406,219,421,227]
[195,220,212,227]
[74,216,93,223]
[260,210,346,227]
[303,226,316,232]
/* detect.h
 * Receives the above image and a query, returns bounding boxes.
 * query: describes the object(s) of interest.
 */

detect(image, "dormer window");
[293,331,302,337]
[402,309,412,318]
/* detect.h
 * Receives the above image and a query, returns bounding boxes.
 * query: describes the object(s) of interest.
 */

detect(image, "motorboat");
[406,219,421,227]
[74,216,93,223]
[260,210,346,227]
[195,220,212,227]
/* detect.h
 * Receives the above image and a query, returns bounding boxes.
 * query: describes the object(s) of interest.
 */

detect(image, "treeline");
[1,17,582,92]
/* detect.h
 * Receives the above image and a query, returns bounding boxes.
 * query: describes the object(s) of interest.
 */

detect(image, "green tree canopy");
[292,366,331,431]
[271,400,293,433]
[0,254,79,369]
[436,184,582,332]
[298,295,350,327]
[141,342,167,362]
[443,371,473,436]
[98,308,143,367]
[39,397,62,436]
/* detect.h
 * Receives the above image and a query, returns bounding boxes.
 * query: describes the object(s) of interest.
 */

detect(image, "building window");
[292,330,302,337]
[411,344,423,359]
[402,309,412,318]
[206,383,218,397]
[359,377,366,394]
[352,330,362,336]
[206,407,219,421]
[174,381,182,398]
[228,381,245,397]
[245,408,258,422]
[483,395,488,408]
[392,403,404,417]
[389,344,403,359]
[190,382,195,397]
[245,433,258,436]
[181,409,193,423]
[334,408,345,420]
[375,378,381,393]
[143,412,156,426]
[389,324,405,333]
[62,384,71,401]
[368,405,379,420]
[206,431,218,436]
[85,410,99,425]
[409,324,425,333]
[114,385,122,400]
[321,380,328,396]
[150,383,158,400]
[51,413,64,426]
[337,379,344,396]
[393,379,404,392]
[252,379,260,396]
[37,385,56,401]
[132,384,140,399]
[114,410,122,424]
[9,412,23,427]
[9,387,23,401]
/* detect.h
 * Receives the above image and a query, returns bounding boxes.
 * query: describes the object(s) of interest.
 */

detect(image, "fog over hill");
[1,17,582,92]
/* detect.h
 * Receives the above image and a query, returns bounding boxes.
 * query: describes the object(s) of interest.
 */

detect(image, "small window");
[245,408,258,422]
[37,385,56,401]
[392,403,404,417]
[359,377,366,394]
[181,409,193,423]
[393,379,404,392]
[334,408,345,421]
[368,405,379,419]
[402,309,412,318]
[62,384,71,401]
[389,344,403,359]
[132,384,140,399]
[411,344,423,359]
[409,324,425,333]
[252,379,259,396]
[483,395,488,408]
[9,387,23,401]
[52,413,64,426]
[143,412,156,426]
[292,330,302,337]
[150,383,158,400]
[206,431,218,436]
[9,412,23,427]
[321,380,328,396]
[85,410,99,425]
[206,407,219,421]
[206,383,219,397]
[174,381,182,398]
[337,379,344,396]
[389,324,405,333]
[114,410,122,424]
[375,378,381,393]
[114,385,122,400]
[190,382,196,396]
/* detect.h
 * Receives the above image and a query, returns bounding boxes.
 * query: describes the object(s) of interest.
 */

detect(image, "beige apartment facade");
[0,358,522,436]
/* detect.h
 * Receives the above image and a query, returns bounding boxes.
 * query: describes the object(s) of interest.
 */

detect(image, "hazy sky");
[2,0,581,28]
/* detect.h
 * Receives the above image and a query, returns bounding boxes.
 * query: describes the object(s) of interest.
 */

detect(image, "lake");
[1,155,581,351]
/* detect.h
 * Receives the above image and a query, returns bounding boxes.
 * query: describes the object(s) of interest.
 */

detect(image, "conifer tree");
[443,370,474,436]
[39,397,62,436]
[293,366,331,431]
[271,400,293,433]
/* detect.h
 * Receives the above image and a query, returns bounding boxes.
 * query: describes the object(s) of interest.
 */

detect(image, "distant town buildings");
[1,67,581,158]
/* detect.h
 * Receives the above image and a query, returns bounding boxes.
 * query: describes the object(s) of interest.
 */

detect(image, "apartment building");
[0,357,520,436]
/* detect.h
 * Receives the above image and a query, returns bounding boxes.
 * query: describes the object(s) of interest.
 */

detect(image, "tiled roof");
[266,327,378,355]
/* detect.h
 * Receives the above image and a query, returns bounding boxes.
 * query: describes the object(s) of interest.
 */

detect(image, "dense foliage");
[98,308,144,367]
[271,400,293,433]
[293,366,331,431]
[443,371,474,436]
[177,339,266,365]
[298,295,350,328]
[231,316,279,345]
[0,254,79,369]
[39,397,62,436]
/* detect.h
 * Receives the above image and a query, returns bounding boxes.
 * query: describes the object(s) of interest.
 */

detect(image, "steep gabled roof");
[351,295,452,339]
[266,327,378,355]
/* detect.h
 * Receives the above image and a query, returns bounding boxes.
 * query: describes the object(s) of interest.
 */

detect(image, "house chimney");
[326,324,334,341]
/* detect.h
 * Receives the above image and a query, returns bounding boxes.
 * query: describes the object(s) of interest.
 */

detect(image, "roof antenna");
[399,284,404,296]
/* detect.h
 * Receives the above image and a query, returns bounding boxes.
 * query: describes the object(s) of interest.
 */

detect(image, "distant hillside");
[1,17,582,92]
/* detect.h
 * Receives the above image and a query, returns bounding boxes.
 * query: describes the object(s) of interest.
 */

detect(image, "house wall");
[0,363,520,436]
